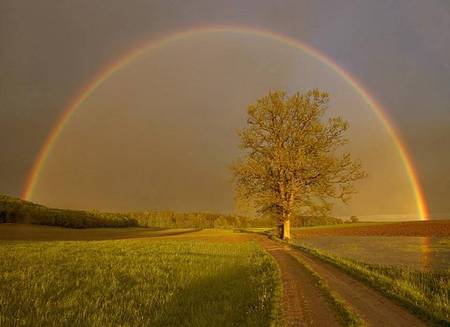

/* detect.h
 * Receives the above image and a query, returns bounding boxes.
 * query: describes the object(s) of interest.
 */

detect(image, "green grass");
[290,242,449,326]
[0,236,281,326]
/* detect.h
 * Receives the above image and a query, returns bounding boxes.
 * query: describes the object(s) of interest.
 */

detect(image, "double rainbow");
[22,25,429,219]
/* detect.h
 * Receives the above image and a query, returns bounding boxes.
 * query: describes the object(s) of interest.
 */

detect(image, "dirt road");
[260,238,426,326]
[261,238,340,326]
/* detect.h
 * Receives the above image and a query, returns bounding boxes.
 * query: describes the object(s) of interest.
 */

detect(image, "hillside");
[0,194,137,228]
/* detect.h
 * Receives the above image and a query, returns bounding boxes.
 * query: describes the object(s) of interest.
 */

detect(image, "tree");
[232,90,366,240]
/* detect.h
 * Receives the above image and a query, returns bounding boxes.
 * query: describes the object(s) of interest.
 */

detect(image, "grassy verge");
[290,254,364,326]
[0,238,280,326]
[290,242,449,326]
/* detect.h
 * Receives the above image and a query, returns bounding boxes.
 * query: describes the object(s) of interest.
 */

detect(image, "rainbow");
[22,25,429,219]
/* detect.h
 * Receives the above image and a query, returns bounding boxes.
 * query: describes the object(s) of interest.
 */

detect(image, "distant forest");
[0,194,344,229]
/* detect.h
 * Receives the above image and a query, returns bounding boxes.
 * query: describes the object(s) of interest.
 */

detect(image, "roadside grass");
[0,236,281,326]
[289,254,364,326]
[290,242,449,326]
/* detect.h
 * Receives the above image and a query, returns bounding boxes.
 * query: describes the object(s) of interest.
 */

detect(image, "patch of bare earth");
[271,238,426,326]
[260,238,340,326]
[295,220,450,237]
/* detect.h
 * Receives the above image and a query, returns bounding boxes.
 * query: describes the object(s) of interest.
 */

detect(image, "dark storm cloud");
[1,0,449,214]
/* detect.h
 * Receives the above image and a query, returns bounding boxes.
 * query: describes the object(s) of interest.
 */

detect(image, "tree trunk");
[280,219,291,240]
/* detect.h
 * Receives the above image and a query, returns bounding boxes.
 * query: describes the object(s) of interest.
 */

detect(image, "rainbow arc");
[22,25,429,219]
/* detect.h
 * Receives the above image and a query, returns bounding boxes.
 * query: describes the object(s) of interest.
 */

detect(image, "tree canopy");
[232,89,366,239]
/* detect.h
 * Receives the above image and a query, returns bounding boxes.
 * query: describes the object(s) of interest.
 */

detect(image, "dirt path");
[289,248,426,326]
[260,238,341,326]
[261,237,427,326]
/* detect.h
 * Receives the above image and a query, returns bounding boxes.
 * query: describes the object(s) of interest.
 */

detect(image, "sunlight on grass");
[0,238,280,326]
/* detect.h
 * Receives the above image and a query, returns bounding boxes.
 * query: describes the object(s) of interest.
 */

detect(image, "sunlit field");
[0,229,280,326]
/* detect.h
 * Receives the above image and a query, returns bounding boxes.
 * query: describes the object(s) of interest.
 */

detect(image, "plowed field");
[294,220,450,237]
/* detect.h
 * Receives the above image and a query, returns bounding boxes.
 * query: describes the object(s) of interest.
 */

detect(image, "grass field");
[0,228,280,326]
[3,221,449,326]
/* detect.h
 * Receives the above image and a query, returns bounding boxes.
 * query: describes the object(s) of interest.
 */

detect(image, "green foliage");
[0,194,343,229]
[0,239,280,326]
[291,215,343,227]
[233,90,366,223]
[126,211,344,229]
[0,194,137,228]
[126,210,274,229]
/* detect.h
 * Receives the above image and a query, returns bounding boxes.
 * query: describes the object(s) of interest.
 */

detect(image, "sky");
[0,0,449,217]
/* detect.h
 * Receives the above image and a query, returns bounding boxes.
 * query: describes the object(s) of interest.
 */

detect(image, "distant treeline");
[0,194,344,229]
[125,211,268,229]
[0,195,137,228]
[291,215,343,227]
[125,211,343,229]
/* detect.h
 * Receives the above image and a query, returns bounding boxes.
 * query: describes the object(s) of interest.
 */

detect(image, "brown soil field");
[294,220,450,237]
[0,223,200,241]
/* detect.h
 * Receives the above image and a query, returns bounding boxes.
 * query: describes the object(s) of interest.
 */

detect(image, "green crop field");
[0,229,280,326]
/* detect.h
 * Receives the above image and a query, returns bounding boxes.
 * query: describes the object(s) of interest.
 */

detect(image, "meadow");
[0,229,281,326]
[2,214,449,326]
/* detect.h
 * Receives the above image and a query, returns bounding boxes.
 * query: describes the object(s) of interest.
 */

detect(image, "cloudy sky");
[1,0,449,217]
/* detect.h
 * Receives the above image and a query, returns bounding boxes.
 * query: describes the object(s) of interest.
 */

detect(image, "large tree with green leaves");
[232,90,366,240]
